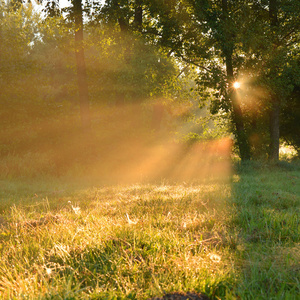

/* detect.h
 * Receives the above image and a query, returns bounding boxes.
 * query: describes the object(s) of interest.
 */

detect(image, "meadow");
[0,161,299,299]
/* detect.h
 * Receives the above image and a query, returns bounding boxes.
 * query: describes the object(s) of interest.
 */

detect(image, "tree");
[40,0,91,130]
[220,0,251,160]
[168,0,252,160]
[89,0,186,110]
[268,0,280,160]
[0,1,47,155]
[244,0,300,160]
[162,0,299,160]
[280,57,300,155]
[72,0,91,130]
[2,0,299,162]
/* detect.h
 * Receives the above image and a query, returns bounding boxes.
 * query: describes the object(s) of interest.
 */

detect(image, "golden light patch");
[209,253,221,263]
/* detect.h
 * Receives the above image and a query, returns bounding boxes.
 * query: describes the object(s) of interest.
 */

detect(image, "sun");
[233,81,241,89]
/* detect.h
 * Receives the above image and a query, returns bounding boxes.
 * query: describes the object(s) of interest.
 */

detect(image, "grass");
[0,162,299,299]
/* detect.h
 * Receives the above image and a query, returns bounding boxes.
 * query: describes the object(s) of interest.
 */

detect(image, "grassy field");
[0,162,299,299]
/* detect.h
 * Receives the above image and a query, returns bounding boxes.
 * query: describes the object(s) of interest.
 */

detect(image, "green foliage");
[143,0,300,160]
[0,0,195,159]
[281,78,300,155]
[85,26,179,105]
[1,0,300,162]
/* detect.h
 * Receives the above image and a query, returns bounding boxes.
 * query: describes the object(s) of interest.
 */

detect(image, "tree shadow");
[230,161,300,298]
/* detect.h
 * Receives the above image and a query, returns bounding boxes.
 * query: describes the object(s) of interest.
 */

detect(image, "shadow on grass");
[230,161,300,299]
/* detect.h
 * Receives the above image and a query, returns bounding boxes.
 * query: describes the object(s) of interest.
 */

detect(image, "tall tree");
[220,0,250,160]
[133,0,143,32]
[72,0,91,130]
[247,0,300,160]
[268,0,280,161]
[173,0,252,160]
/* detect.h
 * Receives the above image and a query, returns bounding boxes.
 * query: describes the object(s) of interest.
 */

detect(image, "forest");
[1,0,299,179]
[0,1,299,299]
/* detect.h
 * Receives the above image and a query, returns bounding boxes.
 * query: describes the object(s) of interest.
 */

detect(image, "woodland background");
[0,0,299,179]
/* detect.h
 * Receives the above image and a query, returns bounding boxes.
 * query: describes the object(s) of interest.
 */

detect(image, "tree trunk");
[111,0,128,33]
[134,0,143,32]
[226,54,251,161]
[269,95,280,160]
[222,0,251,161]
[268,0,280,161]
[73,0,91,130]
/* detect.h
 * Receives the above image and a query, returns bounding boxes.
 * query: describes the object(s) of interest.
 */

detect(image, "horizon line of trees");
[0,0,299,165]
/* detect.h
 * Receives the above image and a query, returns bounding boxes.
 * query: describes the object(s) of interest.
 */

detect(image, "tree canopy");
[0,0,299,167]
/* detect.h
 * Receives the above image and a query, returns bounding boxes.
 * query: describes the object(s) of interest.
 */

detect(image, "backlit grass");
[0,162,299,299]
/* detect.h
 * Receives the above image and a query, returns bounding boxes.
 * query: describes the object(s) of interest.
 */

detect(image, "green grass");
[0,162,299,299]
